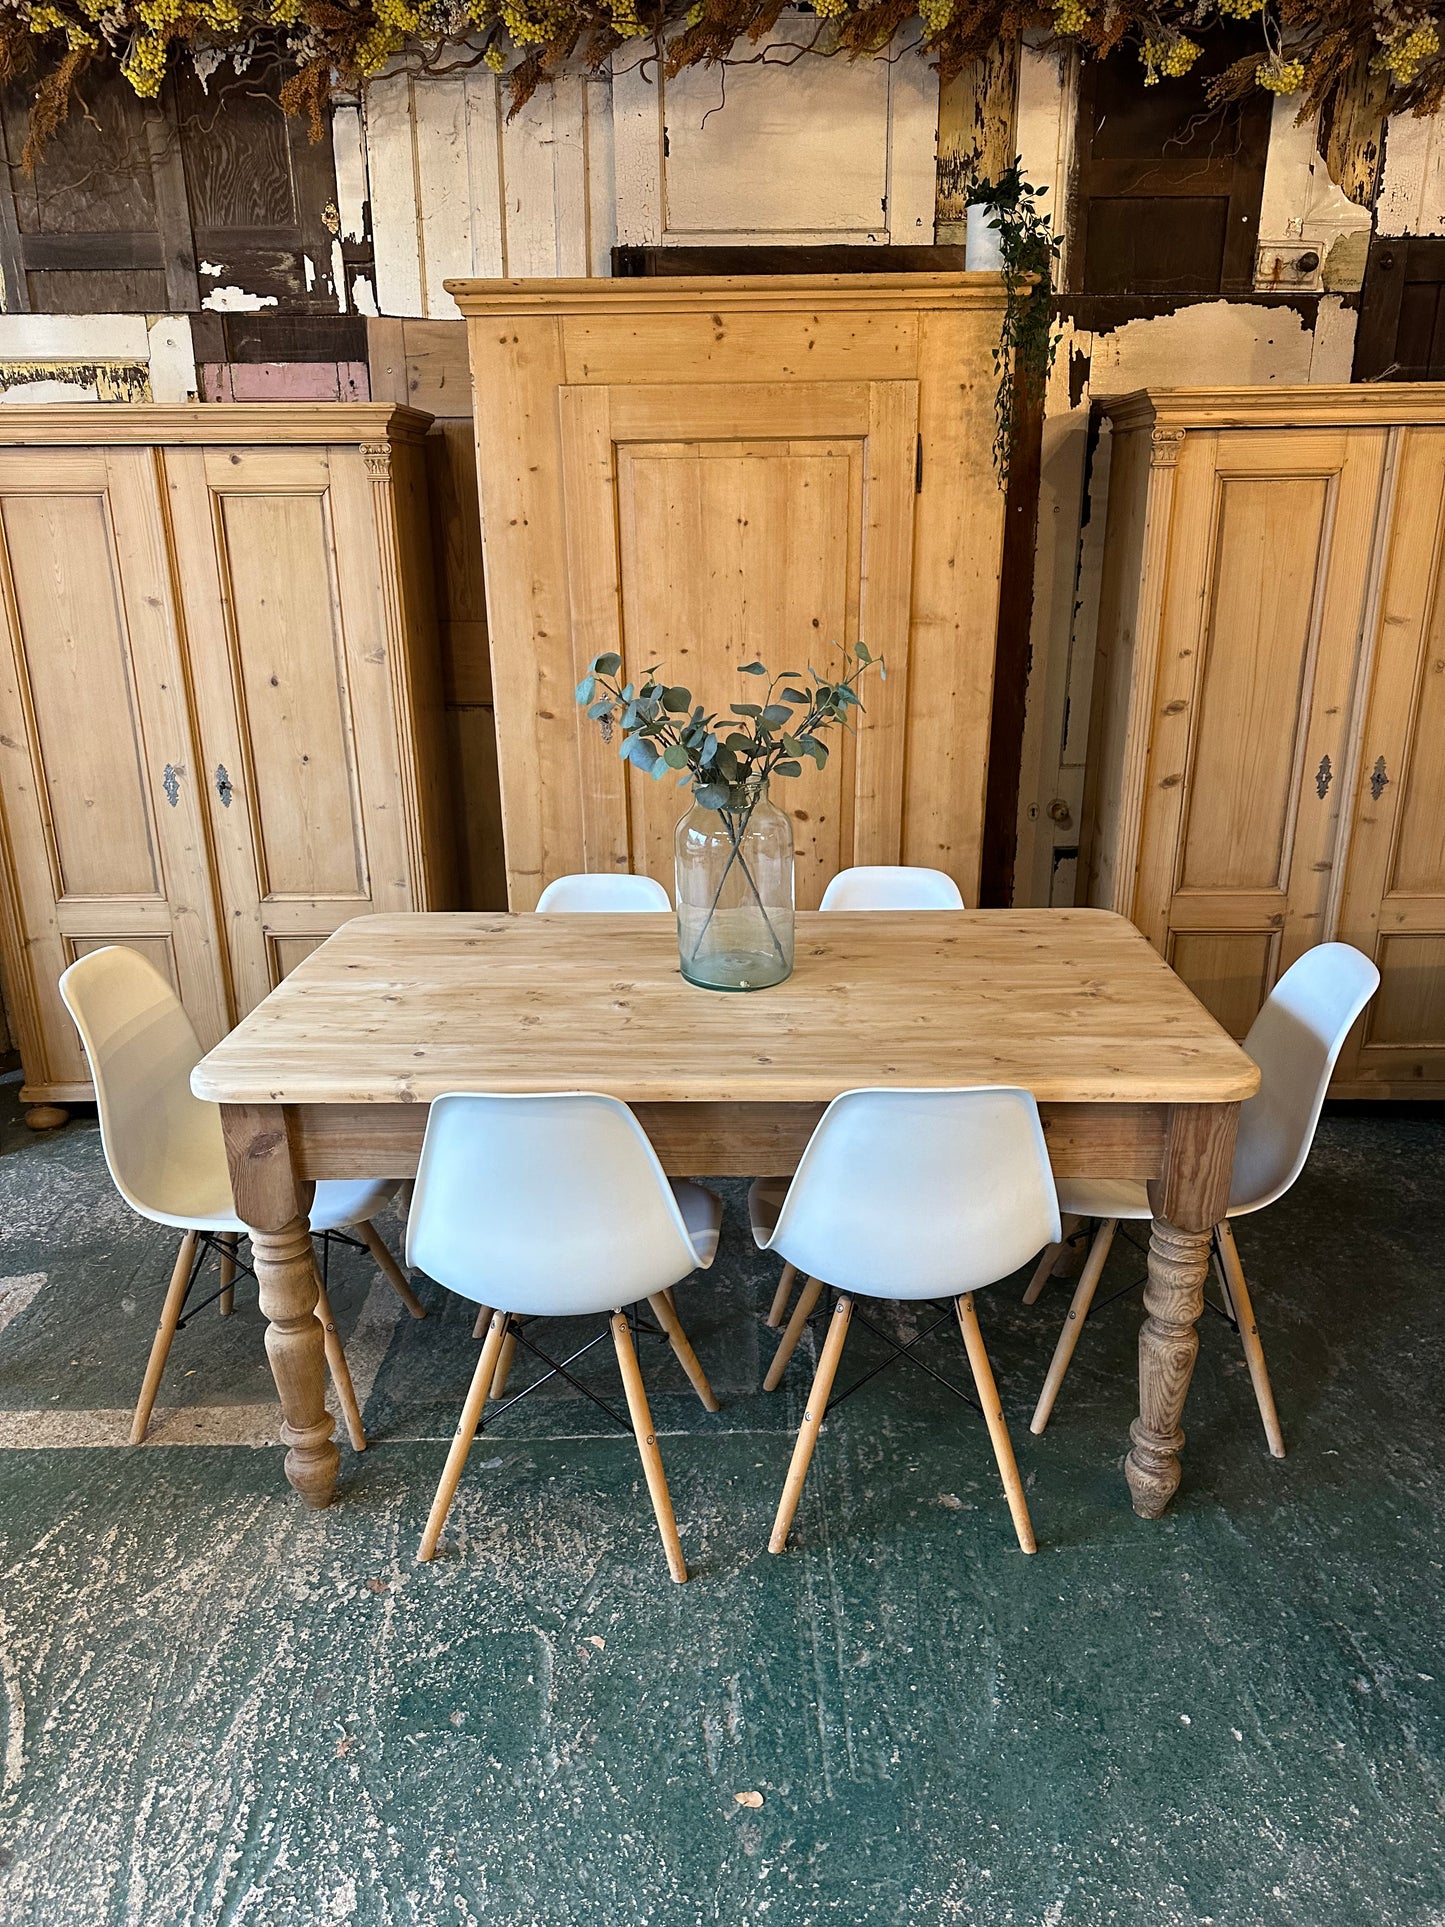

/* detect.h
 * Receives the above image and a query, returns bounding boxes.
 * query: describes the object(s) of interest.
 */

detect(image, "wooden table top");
[192,909,1259,1109]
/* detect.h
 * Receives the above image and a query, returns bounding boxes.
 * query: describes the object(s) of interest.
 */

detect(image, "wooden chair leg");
[763,1272,825,1391]
[356,1219,426,1319]
[769,1292,852,1553]
[131,1230,198,1444]
[489,1317,518,1402]
[418,1308,506,1562]
[218,1233,238,1317]
[611,1311,688,1584]
[766,1261,799,1329]
[313,1273,366,1453]
[472,1302,490,1338]
[1022,1214,1083,1304]
[1215,1219,1285,1459]
[1030,1218,1118,1435]
[647,1291,720,1413]
[956,1293,1036,1554]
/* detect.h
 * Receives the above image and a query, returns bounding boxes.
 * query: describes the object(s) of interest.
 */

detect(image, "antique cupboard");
[0,404,453,1122]
[449,274,1009,909]
[1080,385,1445,1096]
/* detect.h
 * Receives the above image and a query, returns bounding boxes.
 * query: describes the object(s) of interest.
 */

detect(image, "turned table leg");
[221,1102,337,1509]
[1126,1102,1239,1520]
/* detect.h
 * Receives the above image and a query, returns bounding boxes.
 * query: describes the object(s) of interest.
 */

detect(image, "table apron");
[283,1099,1172,1181]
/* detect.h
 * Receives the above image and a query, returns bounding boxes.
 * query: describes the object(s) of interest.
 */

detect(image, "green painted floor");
[0,1068,1441,1925]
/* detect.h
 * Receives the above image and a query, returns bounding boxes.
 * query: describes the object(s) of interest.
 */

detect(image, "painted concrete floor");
[0,1067,1441,1926]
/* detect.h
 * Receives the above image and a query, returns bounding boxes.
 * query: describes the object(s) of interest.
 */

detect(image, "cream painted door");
[557,380,918,909]
[1134,426,1386,1037]
[1333,427,1445,1093]
[0,448,229,1096]
[164,443,414,1016]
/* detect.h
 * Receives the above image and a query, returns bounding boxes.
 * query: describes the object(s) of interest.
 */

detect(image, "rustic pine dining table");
[191,907,1260,1519]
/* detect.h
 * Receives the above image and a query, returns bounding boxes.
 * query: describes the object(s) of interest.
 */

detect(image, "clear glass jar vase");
[675,784,795,991]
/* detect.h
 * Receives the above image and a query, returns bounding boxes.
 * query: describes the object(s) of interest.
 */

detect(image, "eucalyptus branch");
[574,642,882,813]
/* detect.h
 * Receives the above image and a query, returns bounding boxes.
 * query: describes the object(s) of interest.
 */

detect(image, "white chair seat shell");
[59,946,397,1234]
[819,866,964,912]
[752,1086,1060,1299]
[407,1091,719,1319]
[536,873,671,912]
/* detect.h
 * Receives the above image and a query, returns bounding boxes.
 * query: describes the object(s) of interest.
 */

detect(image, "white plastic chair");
[59,946,424,1449]
[1025,942,1381,1452]
[536,873,671,912]
[762,864,966,1331]
[819,866,965,912]
[406,1091,722,1582]
[751,1086,1059,1555]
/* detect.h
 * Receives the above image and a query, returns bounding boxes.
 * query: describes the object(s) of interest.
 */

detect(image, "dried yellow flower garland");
[0,0,1441,162]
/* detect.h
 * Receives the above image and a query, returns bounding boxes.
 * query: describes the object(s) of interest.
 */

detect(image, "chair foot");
[418,1309,506,1562]
[763,1272,825,1391]
[131,1229,198,1444]
[766,1262,799,1329]
[770,1293,852,1553]
[1215,1221,1285,1458]
[1030,1218,1118,1435]
[648,1292,719,1413]
[956,1293,1036,1554]
[357,1219,426,1319]
[611,1312,688,1583]
[313,1273,366,1452]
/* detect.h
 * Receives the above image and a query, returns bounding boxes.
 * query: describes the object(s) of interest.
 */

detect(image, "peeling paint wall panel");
[1378,112,1445,235]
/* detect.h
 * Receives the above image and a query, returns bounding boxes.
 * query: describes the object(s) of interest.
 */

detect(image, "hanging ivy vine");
[0,1,1443,163]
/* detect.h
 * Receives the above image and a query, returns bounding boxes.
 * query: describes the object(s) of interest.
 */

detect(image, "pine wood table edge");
[205,909,1255,1521]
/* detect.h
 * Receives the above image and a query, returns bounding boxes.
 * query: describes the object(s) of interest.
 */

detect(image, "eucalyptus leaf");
[575,675,595,704]
[738,661,767,676]
[694,782,728,810]
[774,760,803,778]
[591,652,622,677]
[761,705,792,726]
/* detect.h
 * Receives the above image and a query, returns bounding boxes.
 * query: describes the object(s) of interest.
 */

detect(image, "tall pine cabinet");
[1080,385,1445,1097]
[450,274,1009,911]
[0,404,453,1123]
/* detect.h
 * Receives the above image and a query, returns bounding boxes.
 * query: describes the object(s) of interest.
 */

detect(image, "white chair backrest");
[407,1091,702,1316]
[1231,943,1380,1214]
[819,866,965,912]
[761,1087,1060,1298]
[536,873,671,912]
[58,946,227,1224]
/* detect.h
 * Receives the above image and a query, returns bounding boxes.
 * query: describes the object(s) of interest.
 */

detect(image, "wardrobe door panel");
[553,379,916,909]
[165,443,412,1015]
[1135,426,1385,1034]
[1334,426,1445,1091]
[0,448,226,1096]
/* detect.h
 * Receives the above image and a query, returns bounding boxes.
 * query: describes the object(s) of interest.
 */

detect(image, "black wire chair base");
[171,1226,370,1328]
[1046,1221,1241,1333]
[478,1305,669,1436]
[774,1284,985,1421]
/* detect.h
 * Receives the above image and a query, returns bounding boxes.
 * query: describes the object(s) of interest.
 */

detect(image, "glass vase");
[675,784,795,991]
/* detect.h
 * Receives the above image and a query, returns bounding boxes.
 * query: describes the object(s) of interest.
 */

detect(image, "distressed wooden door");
[164,442,416,1015]
[1134,425,1386,1036]
[0,447,228,1094]
[557,379,918,908]
[1333,427,1445,1091]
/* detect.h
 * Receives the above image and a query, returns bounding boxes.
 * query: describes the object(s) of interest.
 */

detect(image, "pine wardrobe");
[1080,385,1445,1097]
[448,274,1009,911]
[0,404,453,1124]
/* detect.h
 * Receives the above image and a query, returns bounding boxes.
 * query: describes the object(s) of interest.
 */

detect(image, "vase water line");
[675,784,795,991]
